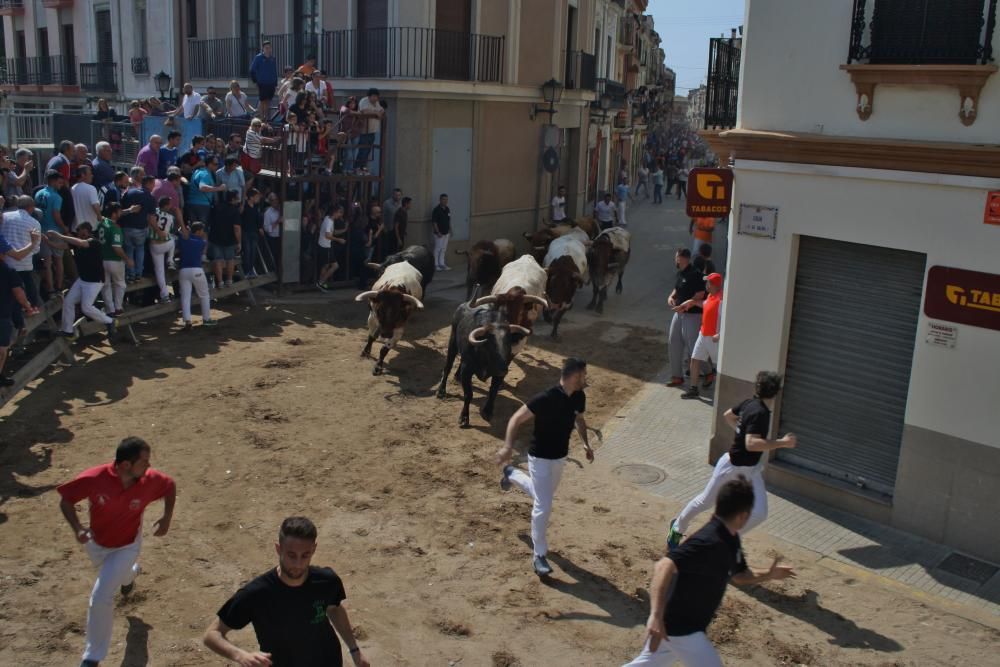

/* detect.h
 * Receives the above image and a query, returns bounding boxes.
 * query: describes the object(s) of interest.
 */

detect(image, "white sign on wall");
[738,204,779,239]
[926,321,958,349]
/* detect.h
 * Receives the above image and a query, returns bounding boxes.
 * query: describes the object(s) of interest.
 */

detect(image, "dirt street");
[2,200,999,666]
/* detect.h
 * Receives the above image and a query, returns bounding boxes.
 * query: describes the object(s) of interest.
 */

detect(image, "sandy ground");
[2,280,999,666]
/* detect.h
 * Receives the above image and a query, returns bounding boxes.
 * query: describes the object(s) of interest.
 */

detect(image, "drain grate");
[935,552,999,585]
[613,463,667,486]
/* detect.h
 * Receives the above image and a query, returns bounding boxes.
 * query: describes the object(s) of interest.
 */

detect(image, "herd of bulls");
[354,220,631,427]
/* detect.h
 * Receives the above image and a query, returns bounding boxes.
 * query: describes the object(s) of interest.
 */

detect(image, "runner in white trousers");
[150,197,179,301]
[57,437,176,667]
[666,371,797,551]
[175,220,216,327]
[496,357,593,577]
[625,477,795,666]
[47,225,116,338]
[97,203,131,316]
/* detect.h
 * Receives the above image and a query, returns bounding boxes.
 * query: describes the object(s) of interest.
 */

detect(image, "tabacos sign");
[686,168,734,218]
[924,266,1000,331]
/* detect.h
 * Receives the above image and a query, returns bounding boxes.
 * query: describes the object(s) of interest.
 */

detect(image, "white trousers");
[62,279,111,332]
[179,267,211,322]
[509,455,566,557]
[82,537,141,662]
[433,233,450,267]
[618,201,627,226]
[150,240,175,298]
[623,634,723,667]
[675,453,768,535]
[102,260,126,314]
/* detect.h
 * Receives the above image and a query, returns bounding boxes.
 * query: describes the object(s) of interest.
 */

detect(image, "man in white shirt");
[262,193,282,270]
[305,71,331,108]
[595,192,616,230]
[551,185,568,225]
[357,88,385,175]
[71,165,102,231]
[173,83,205,120]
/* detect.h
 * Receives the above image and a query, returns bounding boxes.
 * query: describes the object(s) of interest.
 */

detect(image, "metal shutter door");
[777,237,926,496]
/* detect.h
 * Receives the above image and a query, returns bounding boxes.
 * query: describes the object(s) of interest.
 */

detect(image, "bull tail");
[454,249,470,256]
[468,283,482,304]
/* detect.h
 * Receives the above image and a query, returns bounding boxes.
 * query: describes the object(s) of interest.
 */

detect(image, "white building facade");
[707,0,1000,563]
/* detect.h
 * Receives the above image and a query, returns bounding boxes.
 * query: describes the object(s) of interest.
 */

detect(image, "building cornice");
[330,79,597,105]
[701,128,1000,179]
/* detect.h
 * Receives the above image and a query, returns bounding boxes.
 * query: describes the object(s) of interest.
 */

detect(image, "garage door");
[777,237,926,496]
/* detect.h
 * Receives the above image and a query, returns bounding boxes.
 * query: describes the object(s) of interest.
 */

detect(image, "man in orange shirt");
[690,217,716,255]
[682,272,723,399]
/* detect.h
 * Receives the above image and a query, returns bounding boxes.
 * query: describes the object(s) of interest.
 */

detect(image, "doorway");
[356,0,387,77]
[434,0,471,80]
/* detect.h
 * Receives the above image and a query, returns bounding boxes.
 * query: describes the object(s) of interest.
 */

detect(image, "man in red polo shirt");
[57,437,176,667]
[682,272,723,399]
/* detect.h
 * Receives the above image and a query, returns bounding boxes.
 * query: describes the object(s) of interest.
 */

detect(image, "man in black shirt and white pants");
[666,371,797,551]
[667,249,706,388]
[496,357,593,577]
[204,516,370,667]
[625,477,796,666]
[48,223,117,339]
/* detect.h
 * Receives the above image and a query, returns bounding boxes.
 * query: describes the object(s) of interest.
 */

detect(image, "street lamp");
[598,92,612,122]
[154,70,172,101]
[531,78,564,121]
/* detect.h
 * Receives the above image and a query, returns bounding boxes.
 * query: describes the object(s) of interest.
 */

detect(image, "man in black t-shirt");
[203,516,370,667]
[48,223,117,339]
[625,478,795,666]
[666,371,797,552]
[431,193,451,271]
[667,248,706,387]
[496,357,593,577]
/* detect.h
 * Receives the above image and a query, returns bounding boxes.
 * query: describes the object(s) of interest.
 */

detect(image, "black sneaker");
[0,376,15,387]
[680,386,699,399]
[533,555,553,577]
[54,330,76,340]
[120,581,134,596]
[500,465,514,491]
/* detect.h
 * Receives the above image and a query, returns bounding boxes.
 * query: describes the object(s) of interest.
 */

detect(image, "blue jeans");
[343,135,359,171]
[356,133,375,171]
[654,184,663,203]
[123,228,148,279]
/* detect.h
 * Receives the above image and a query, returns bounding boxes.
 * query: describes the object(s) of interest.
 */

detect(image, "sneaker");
[202,319,218,327]
[533,555,553,577]
[159,294,171,302]
[106,319,118,339]
[120,581,134,596]
[442,265,452,272]
[702,372,716,389]
[0,376,14,387]
[113,309,125,317]
[316,282,328,293]
[500,464,514,491]
[183,321,193,330]
[666,377,684,387]
[224,280,233,288]
[666,519,684,553]
[680,386,699,399]
[54,330,77,340]
[247,270,258,278]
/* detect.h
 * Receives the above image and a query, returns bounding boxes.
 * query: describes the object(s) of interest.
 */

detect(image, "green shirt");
[97,218,124,262]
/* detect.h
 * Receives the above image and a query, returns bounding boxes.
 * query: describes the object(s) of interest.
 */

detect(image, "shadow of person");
[745,586,904,652]
[120,615,153,667]
[515,535,647,628]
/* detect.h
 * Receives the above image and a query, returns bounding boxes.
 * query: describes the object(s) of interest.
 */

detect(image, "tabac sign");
[924,266,1000,332]
[686,168,734,218]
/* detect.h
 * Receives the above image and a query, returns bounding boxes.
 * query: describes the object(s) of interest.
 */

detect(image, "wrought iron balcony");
[704,36,741,130]
[80,62,118,92]
[848,0,998,65]
[1,55,77,86]
[592,78,627,110]
[131,57,149,75]
[565,51,597,91]
[0,0,24,16]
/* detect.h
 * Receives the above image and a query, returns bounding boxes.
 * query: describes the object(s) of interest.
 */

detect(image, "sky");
[646,0,746,94]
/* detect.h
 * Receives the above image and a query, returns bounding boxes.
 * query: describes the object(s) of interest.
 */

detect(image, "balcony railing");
[80,62,118,92]
[131,57,149,75]
[618,18,636,48]
[188,28,504,83]
[704,37,741,130]
[592,78,627,110]
[565,51,597,91]
[0,0,24,15]
[1,55,77,86]
[848,0,998,64]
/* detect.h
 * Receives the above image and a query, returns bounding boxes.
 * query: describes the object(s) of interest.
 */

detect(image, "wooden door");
[434,0,470,80]
[356,0,388,77]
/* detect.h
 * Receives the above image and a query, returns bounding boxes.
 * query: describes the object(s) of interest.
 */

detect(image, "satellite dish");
[542,146,559,173]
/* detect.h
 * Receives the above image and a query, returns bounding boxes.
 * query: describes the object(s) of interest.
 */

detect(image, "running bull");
[455,238,515,301]
[356,258,426,376]
[586,227,631,315]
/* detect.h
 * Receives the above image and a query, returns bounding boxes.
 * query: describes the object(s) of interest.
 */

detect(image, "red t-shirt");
[57,463,175,548]
[701,291,723,336]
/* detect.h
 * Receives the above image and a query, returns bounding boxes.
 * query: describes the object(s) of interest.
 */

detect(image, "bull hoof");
[542,310,553,323]
[480,408,493,423]
[361,349,373,359]
[585,302,595,310]
[372,365,383,376]
[436,388,447,399]
[459,415,471,428]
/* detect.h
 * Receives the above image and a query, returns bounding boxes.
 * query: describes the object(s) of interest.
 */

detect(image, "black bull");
[436,302,531,428]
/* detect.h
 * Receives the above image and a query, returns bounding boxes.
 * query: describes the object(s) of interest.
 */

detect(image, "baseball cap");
[706,273,723,287]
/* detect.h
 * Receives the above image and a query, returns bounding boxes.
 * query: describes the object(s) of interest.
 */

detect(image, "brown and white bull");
[543,235,589,339]
[471,255,548,354]
[586,227,631,315]
[455,238,516,300]
[355,261,425,375]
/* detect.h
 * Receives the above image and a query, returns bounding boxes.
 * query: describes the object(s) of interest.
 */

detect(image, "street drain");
[614,464,667,486]
[936,552,999,585]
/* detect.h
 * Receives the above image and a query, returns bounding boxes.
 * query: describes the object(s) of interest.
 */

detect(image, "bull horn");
[472,295,498,308]
[354,290,378,302]
[533,245,547,250]
[402,294,425,310]
[607,262,619,269]
[366,262,382,271]
[468,326,490,345]
[454,249,469,255]
[523,295,549,308]
[508,325,531,336]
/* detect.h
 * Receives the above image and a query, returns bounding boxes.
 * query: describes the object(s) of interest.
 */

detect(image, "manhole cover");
[936,552,999,585]
[613,464,667,486]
